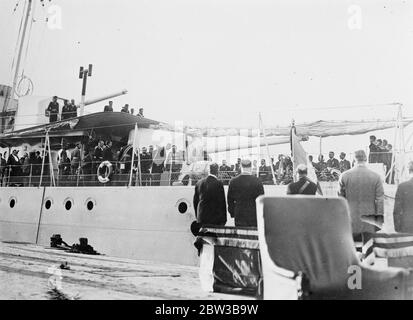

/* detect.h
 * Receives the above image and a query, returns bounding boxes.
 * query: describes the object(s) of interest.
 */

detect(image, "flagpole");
[256,116,260,178]
[39,136,46,187]
[260,113,277,184]
[47,131,55,187]
[290,120,298,182]
[129,123,138,187]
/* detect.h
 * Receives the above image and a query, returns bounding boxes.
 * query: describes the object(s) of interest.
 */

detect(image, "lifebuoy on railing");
[97,161,113,183]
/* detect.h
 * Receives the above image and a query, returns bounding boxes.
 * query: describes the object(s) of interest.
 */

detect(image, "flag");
[291,127,307,169]
[291,126,319,190]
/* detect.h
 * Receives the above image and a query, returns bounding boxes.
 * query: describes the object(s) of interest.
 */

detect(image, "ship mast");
[1,0,34,131]
[11,0,34,101]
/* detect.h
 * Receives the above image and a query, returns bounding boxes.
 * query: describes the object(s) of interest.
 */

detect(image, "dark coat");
[7,154,21,176]
[94,146,104,162]
[47,101,59,122]
[393,178,413,233]
[102,147,113,162]
[139,152,152,173]
[193,175,227,226]
[227,173,264,227]
[287,177,318,195]
[326,158,340,169]
[339,159,351,172]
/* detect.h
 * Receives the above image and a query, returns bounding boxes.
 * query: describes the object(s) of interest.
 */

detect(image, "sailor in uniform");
[69,99,78,118]
[61,100,71,120]
[46,96,60,123]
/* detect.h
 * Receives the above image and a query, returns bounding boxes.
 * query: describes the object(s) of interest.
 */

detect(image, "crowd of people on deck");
[368,135,394,182]
[58,139,187,186]
[45,97,145,123]
[0,149,47,186]
[0,135,395,188]
[103,101,145,118]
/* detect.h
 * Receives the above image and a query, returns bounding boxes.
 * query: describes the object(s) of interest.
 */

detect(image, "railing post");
[7,165,11,187]
[28,164,32,187]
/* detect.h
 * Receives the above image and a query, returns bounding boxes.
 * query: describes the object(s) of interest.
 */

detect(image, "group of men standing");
[194,157,323,229]
[369,135,393,182]
[194,160,265,228]
[310,152,351,173]
[217,156,295,186]
[0,149,45,186]
[46,96,78,123]
[104,101,145,118]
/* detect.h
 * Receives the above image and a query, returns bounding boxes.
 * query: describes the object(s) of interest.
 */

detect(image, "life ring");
[97,161,113,183]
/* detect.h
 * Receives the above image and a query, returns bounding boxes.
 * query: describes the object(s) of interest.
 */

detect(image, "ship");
[1,0,411,268]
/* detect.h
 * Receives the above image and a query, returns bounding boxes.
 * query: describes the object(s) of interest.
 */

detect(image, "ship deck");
[0,241,252,300]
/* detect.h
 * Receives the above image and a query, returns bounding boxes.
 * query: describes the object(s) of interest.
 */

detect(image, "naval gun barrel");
[82,89,128,107]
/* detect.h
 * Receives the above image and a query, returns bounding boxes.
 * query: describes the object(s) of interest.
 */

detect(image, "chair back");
[256,196,360,296]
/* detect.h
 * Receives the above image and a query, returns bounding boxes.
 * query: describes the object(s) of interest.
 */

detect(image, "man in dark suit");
[104,101,114,112]
[326,151,339,170]
[369,135,378,163]
[393,162,413,233]
[219,159,232,185]
[258,159,273,184]
[139,147,153,186]
[287,164,318,195]
[7,150,21,177]
[193,163,227,226]
[227,159,265,227]
[339,152,351,172]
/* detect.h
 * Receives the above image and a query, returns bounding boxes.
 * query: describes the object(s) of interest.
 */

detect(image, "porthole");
[178,202,188,214]
[175,198,190,214]
[9,197,17,208]
[44,198,53,210]
[63,197,74,211]
[45,200,52,210]
[65,201,72,211]
[85,198,96,212]
[87,201,94,211]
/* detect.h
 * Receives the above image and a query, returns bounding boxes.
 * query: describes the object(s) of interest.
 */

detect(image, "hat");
[241,159,252,168]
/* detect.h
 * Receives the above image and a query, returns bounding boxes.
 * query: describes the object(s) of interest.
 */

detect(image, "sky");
[1,0,413,159]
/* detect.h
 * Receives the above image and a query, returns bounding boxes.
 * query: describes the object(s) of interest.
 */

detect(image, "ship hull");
[0,183,397,266]
[0,185,288,266]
